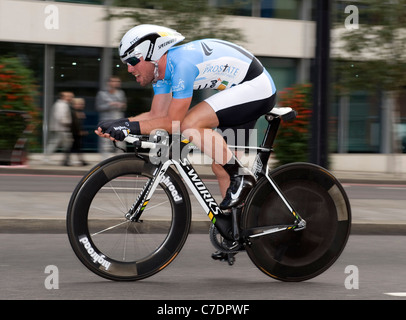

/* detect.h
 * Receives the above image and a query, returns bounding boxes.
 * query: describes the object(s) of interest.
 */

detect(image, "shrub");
[0,57,39,150]
[274,84,312,166]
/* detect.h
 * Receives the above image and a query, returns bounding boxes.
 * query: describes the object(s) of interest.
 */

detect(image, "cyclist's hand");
[96,118,140,141]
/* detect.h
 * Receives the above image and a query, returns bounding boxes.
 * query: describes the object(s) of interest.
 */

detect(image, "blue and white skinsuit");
[153,39,277,141]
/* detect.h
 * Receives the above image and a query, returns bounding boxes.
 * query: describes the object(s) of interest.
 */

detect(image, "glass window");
[397,89,406,153]
[259,57,297,92]
[53,45,102,151]
[261,0,300,19]
[54,45,101,102]
[213,0,301,19]
[332,90,381,153]
[347,92,380,153]
[54,0,103,4]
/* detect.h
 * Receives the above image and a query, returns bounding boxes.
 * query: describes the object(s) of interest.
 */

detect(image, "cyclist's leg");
[181,101,232,165]
[211,162,229,198]
[182,81,275,209]
[212,121,257,197]
[208,75,276,209]
[182,103,255,209]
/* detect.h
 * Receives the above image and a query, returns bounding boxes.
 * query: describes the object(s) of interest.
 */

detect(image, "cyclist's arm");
[129,93,172,121]
[128,94,192,134]
[129,57,197,134]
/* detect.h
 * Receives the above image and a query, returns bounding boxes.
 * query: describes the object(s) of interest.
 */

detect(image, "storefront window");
[52,45,102,151]
[332,90,381,154]
[54,0,104,4]
[259,57,297,92]
[347,92,380,153]
[54,45,101,103]
[213,0,302,19]
[397,90,406,153]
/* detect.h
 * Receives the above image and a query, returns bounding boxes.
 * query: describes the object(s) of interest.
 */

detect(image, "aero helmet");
[119,24,185,66]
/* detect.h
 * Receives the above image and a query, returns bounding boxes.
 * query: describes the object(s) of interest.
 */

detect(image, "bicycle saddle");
[267,107,297,121]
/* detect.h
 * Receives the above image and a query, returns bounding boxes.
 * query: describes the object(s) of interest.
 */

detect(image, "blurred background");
[0,0,405,173]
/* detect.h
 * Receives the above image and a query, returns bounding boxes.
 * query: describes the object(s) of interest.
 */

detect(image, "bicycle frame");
[124,108,306,241]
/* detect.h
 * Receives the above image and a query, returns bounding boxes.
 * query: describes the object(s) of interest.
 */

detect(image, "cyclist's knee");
[180,119,202,141]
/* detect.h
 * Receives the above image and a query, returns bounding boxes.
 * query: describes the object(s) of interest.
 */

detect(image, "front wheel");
[241,162,351,282]
[66,154,191,281]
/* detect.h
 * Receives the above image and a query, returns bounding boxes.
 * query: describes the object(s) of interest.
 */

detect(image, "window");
[259,57,297,91]
[213,0,302,19]
[53,45,102,151]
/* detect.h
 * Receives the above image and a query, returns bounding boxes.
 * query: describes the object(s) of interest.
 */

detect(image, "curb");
[1,166,405,186]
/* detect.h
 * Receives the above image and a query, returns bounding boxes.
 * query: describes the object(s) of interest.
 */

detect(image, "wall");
[0,0,315,58]
[331,154,406,174]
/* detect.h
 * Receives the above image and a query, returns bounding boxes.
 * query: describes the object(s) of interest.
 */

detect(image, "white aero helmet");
[119,24,185,66]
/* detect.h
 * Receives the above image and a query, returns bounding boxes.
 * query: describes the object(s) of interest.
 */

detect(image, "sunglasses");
[124,55,141,66]
[125,57,141,67]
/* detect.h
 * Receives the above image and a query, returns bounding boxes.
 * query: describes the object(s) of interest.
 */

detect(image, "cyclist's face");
[127,58,154,87]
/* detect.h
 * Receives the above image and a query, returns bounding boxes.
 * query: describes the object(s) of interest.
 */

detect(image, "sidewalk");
[0,152,405,235]
[3,152,406,183]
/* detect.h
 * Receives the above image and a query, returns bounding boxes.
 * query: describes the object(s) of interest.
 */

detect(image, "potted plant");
[0,57,39,165]
[273,84,312,166]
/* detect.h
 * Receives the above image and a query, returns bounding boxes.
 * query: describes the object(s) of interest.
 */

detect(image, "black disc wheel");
[241,162,351,282]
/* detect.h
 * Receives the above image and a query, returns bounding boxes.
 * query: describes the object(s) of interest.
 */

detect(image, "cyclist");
[96,24,276,211]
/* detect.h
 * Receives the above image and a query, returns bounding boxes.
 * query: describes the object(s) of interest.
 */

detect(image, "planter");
[0,110,31,165]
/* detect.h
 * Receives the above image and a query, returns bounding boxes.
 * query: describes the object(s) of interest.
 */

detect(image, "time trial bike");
[66,107,351,282]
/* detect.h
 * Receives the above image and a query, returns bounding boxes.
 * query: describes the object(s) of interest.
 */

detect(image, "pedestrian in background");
[95,76,127,158]
[65,97,88,166]
[45,91,74,165]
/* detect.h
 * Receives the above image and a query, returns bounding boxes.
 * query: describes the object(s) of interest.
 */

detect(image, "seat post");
[260,114,281,150]
[252,114,281,174]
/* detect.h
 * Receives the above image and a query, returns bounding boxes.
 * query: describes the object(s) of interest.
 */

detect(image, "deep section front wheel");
[67,154,191,281]
[241,162,351,282]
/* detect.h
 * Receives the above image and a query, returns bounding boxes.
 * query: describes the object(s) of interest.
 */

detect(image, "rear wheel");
[241,162,351,282]
[67,154,191,281]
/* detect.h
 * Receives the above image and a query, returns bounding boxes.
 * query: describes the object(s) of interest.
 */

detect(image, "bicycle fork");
[124,161,169,222]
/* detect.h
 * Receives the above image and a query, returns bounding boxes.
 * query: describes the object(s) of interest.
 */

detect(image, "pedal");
[211,251,237,266]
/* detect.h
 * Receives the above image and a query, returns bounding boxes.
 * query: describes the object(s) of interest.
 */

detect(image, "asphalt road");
[1,173,405,302]
[0,233,405,300]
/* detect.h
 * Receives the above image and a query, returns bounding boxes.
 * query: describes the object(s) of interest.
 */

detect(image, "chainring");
[209,224,243,253]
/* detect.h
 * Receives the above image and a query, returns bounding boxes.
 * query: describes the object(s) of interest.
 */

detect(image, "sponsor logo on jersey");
[201,42,213,56]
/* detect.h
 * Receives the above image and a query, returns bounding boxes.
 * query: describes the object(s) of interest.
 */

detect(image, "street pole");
[311,0,330,168]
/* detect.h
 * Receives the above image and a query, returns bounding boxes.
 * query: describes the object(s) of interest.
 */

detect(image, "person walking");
[65,97,88,166]
[95,76,127,158]
[45,91,74,165]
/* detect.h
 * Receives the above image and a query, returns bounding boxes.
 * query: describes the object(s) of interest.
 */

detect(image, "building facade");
[0,0,405,173]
